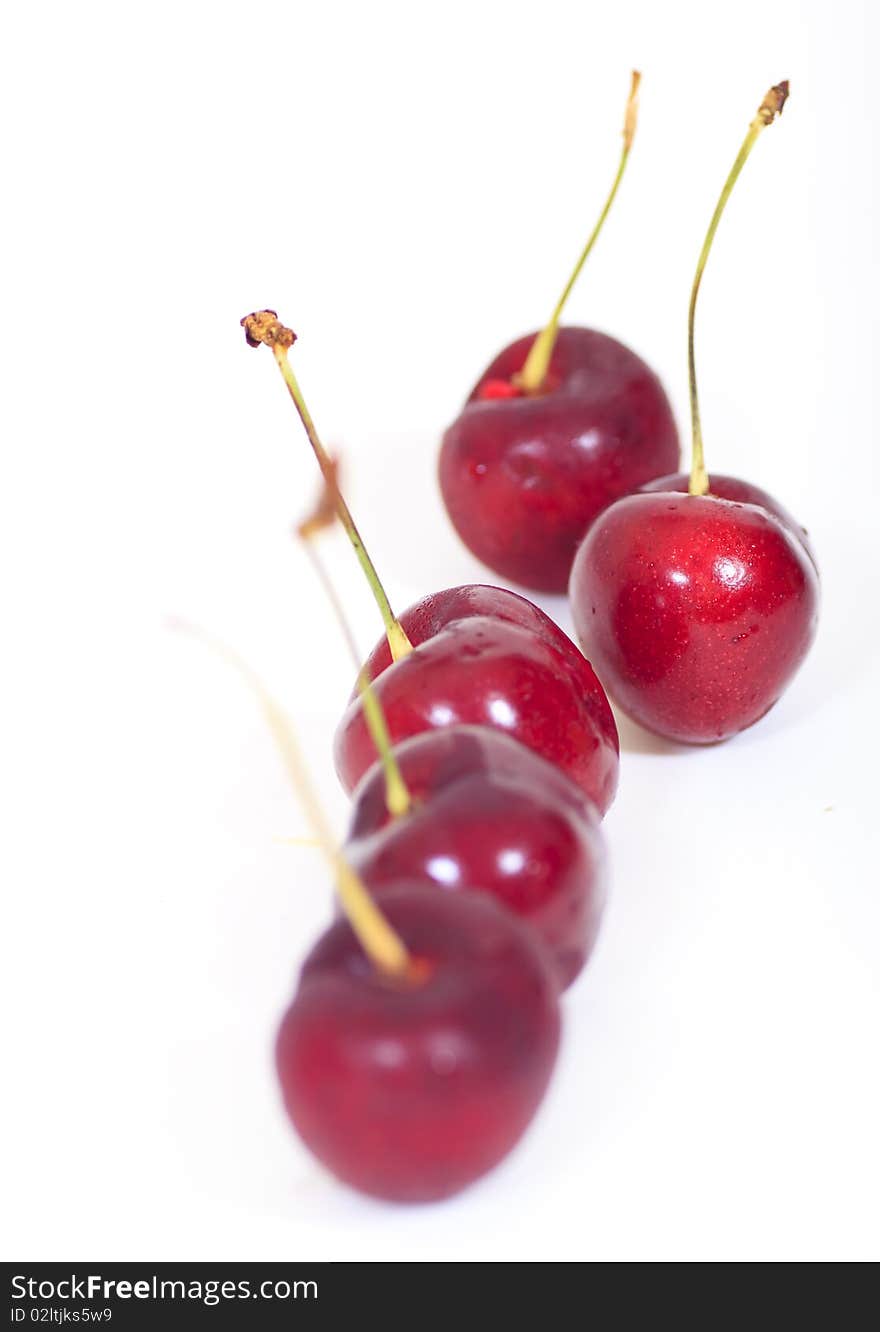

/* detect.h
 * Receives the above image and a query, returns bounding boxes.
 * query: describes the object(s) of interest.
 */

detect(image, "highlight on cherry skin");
[438,72,679,593]
[568,80,820,745]
[275,886,562,1203]
[639,472,818,569]
[346,725,607,990]
[334,608,620,815]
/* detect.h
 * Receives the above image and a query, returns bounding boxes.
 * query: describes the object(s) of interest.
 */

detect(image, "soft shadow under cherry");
[613,708,692,758]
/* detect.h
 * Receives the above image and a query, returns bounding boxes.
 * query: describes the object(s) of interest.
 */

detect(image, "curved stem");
[273,347,412,661]
[302,537,411,818]
[517,70,641,394]
[240,311,412,662]
[688,81,790,496]
[173,619,412,979]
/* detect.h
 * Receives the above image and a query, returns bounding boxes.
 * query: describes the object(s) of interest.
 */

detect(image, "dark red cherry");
[439,327,679,592]
[349,585,618,810]
[276,886,561,1202]
[569,491,819,743]
[640,472,817,568]
[346,726,607,990]
[335,612,619,813]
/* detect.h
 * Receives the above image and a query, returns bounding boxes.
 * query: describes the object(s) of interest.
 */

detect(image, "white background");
[2,0,878,1262]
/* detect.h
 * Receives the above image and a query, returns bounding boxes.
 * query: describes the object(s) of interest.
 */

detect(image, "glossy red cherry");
[347,726,607,989]
[335,610,620,813]
[276,886,561,1202]
[570,491,819,742]
[641,472,816,568]
[440,326,679,591]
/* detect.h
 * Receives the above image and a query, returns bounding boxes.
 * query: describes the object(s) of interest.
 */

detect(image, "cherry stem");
[516,70,641,395]
[688,81,790,496]
[173,619,412,979]
[240,311,412,662]
[300,534,412,818]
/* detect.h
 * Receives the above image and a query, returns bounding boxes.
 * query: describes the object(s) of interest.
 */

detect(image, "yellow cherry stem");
[241,311,412,662]
[516,70,641,395]
[173,619,412,979]
[688,81,790,496]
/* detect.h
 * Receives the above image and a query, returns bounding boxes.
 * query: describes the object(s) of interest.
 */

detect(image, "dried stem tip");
[623,70,641,150]
[758,81,789,126]
[241,310,297,350]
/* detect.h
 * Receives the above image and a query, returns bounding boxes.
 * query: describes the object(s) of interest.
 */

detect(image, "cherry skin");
[569,491,819,743]
[276,886,561,1203]
[346,726,607,990]
[335,612,619,814]
[439,327,680,592]
[358,582,596,690]
[640,472,817,569]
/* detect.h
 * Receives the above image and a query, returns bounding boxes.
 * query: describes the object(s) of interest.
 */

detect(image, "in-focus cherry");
[569,81,818,744]
[439,74,679,592]
[276,886,561,1202]
[347,726,607,989]
[335,611,619,813]
[571,492,818,742]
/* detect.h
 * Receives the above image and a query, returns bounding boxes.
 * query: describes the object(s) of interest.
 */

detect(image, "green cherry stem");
[516,70,641,395]
[241,311,412,662]
[688,80,790,496]
[299,527,412,819]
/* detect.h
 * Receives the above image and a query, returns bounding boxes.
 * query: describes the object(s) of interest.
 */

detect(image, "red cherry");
[276,887,561,1202]
[347,726,607,989]
[440,326,679,591]
[335,611,619,813]
[640,472,817,568]
[570,491,819,742]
